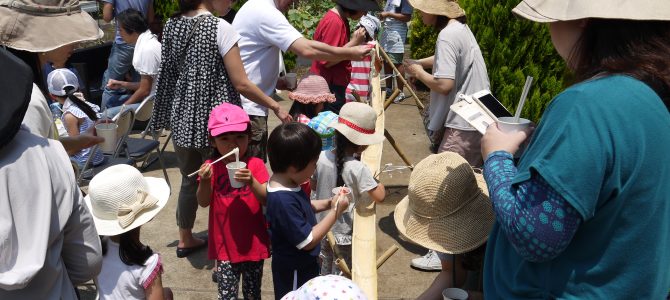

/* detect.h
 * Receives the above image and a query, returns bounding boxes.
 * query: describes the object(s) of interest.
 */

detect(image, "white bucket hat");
[513,0,670,23]
[84,165,170,236]
[329,102,385,146]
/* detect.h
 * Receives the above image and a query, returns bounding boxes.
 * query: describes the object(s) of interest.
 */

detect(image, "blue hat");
[307,111,338,151]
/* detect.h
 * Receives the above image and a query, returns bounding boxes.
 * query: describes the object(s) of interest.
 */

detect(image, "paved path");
[80,91,437,299]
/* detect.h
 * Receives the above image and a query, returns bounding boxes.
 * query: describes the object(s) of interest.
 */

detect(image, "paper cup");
[226,161,247,188]
[285,73,297,90]
[332,187,351,196]
[442,288,468,300]
[497,117,531,133]
[95,123,118,153]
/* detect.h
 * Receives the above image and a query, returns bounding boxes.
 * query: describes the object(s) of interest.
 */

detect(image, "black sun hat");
[335,0,381,12]
[0,48,33,149]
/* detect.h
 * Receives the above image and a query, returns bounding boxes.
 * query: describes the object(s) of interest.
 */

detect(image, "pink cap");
[208,103,250,136]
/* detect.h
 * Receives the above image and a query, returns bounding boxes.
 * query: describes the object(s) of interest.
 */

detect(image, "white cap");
[47,68,79,96]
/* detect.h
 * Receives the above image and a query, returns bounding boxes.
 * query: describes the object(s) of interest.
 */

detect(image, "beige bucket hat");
[513,0,670,23]
[394,152,494,254]
[408,0,465,19]
[329,102,385,146]
[0,0,103,52]
[84,165,170,236]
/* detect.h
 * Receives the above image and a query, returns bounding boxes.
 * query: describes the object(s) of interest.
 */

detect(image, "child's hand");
[234,168,253,185]
[198,163,212,180]
[351,27,366,45]
[331,193,350,216]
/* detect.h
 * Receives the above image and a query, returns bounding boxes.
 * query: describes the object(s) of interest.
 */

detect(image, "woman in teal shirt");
[480,1,670,298]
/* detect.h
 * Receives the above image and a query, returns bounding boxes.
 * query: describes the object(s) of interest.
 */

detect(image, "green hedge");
[408,0,567,123]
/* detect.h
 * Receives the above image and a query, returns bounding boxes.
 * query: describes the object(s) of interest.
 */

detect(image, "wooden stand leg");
[327,232,352,278]
[384,89,401,111]
[384,129,414,170]
[376,245,400,269]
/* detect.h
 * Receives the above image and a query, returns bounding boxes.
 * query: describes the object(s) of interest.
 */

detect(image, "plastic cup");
[497,117,531,133]
[95,123,118,153]
[285,73,297,90]
[442,288,468,300]
[226,161,247,188]
[332,187,351,196]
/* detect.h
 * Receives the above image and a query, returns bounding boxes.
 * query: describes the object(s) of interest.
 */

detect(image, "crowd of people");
[1,0,669,298]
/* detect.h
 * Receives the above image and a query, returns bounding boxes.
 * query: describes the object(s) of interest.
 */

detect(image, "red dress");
[310,9,351,87]
[204,156,271,263]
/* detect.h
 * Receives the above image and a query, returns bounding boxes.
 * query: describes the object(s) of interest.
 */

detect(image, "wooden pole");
[383,89,401,111]
[384,129,414,170]
[378,47,425,111]
[376,245,400,269]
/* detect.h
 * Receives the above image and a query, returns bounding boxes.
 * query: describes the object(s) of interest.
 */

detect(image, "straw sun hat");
[394,152,494,254]
[84,165,170,236]
[288,75,336,104]
[407,0,465,19]
[329,102,385,146]
[513,0,670,23]
[0,0,103,52]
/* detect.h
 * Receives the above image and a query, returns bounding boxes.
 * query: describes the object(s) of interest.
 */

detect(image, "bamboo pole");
[383,89,401,111]
[376,245,400,269]
[378,47,425,111]
[384,130,414,170]
[326,232,352,278]
[352,44,384,299]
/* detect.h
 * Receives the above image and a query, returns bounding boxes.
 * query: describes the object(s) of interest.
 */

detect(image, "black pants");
[271,255,319,300]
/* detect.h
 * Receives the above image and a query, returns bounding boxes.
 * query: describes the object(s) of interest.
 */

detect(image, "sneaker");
[410,250,442,271]
[393,92,407,103]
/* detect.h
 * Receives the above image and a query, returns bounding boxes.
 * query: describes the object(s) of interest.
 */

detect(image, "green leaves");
[409,0,568,123]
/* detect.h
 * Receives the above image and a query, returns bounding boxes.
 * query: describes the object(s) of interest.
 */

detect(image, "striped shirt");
[381,0,413,54]
[62,99,104,167]
[345,55,372,103]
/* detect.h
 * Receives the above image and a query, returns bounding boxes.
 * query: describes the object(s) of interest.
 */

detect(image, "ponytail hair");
[118,227,154,266]
[63,86,99,121]
[334,131,357,187]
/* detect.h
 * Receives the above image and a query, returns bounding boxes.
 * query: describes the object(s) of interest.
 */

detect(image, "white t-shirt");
[233,0,303,116]
[97,241,162,300]
[132,30,161,97]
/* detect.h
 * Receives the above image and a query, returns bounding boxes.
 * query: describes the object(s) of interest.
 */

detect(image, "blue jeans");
[104,103,140,119]
[101,42,137,109]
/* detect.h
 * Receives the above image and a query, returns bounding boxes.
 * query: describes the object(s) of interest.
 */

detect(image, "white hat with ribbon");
[84,165,170,236]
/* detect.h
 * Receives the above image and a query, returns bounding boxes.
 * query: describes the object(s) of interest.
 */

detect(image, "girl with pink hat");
[288,75,336,124]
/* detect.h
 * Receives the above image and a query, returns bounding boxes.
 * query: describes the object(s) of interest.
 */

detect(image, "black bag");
[0,47,33,149]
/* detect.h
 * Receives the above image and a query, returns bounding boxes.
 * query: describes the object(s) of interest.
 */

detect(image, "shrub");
[285,0,334,71]
[408,0,567,123]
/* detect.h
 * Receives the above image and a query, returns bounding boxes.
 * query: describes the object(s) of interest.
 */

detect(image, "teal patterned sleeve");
[483,151,582,262]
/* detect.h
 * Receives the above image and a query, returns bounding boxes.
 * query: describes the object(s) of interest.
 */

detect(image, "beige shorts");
[438,127,484,168]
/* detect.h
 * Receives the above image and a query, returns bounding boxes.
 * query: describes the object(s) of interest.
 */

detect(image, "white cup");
[95,123,118,153]
[285,72,297,90]
[226,161,247,188]
[442,288,468,300]
[497,117,531,133]
[332,187,351,197]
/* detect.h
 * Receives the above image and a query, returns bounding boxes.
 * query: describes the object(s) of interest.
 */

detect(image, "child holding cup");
[312,102,386,275]
[195,103,270,299]
[265,123,350,299]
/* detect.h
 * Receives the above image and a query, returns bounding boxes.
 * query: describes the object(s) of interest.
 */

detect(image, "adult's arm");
[102,2,114,23]
[123,75,152,105]
[222,45,291,123]
[61,179,103,284]
[405,62,454,95]
[483,151,582,262]
[288,37,370,63]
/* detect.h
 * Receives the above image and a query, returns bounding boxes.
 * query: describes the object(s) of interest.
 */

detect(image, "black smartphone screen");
[476,93,513,117]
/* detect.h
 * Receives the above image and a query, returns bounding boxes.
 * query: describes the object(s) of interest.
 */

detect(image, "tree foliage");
[408,0,567,122]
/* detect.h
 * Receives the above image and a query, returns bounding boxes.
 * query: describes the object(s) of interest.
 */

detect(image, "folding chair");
[122,96,171,189]
[77,109,135,185]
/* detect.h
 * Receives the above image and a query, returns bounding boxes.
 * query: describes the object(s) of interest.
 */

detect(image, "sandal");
[176,239,207,258]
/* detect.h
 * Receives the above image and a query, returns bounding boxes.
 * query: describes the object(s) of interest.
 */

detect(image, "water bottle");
[49,102,62,119]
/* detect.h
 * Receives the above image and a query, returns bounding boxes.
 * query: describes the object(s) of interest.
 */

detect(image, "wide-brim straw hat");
[394,152,494,254]
[288,75,336,104]
[0,0,103,52]
[512,0,670,23]
[84,165,170,236]
[329,102,385,146]
[408,0,465,19]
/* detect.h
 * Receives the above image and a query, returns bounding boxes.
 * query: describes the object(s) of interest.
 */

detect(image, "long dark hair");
[288,101,320,120]
[100,228,154,266]
[334,131,358,187]
[62,86,99,121]
[570,19,670,108]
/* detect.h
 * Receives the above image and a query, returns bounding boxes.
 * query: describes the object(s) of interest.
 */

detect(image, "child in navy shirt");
[265,123,350,299]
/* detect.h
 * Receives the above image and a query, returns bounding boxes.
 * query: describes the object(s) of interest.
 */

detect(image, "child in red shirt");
[196,103,270,299]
